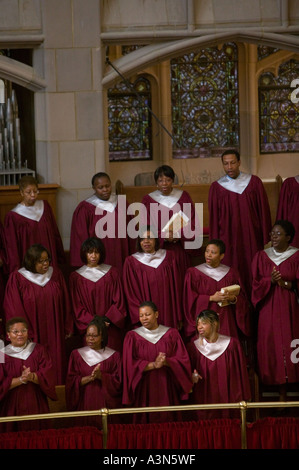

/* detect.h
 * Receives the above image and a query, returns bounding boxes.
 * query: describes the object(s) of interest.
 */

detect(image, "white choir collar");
[194,334,231,361]
[217,172,252,194]
[86,193,118,213]
[2,341,36,360]
[295,175,299,184]
[264,246,298,266]
[134,324,170,344]
[148,188,183,208]
[12,199,44,221]
[18,266,53,287]
[132,249,166,268]
[76,264,111,282]
[78,346,116,367]
[196,263,230,282]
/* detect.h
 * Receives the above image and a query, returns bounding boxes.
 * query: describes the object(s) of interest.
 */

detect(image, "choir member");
[65,316,122,427]
[69,172,134,274]
[122,301,192,423]
[3,175,65,274]
[208,149,272,296]
[3,244,73,384]
[183,239,251,341]
[141,165,201,275]
[123,226,183,330]
[187,310,251,419]
[0,317,57,432]
[69,237,127,352]
[0,220,7,338]
[251,220,299,398]
[276,176,299,248]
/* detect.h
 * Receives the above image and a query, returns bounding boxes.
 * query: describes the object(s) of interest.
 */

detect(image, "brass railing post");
[239,401,247,449]
[101,408,108,449]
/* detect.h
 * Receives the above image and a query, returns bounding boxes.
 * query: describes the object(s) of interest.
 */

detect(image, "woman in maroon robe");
[141,165,201,275]
[3,244,73,384]
[183,239,251,341]
[69,172,134,274]
[276,176,299,248]
[69,237,127,352]
[0,317,57,432]
[3,175,65,274]
[123,227,183,330]
[65,316,122,427]
[251,220,299,397]
[122,301,192,424]
[187,309,251,419]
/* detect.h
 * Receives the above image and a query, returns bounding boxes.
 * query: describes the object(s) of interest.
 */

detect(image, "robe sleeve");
[123,257,144,326]
[164,329,193,399]
[183,268,210,339]
[251,251,272,308]
[43,201,66,264]
[69,273,95,334]
[104,269,127,329]
[34,343,57,400]
[70,202,92,267]
[65,350,84,410]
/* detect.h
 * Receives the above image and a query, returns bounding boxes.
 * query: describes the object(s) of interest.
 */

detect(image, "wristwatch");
[285,281,288,287]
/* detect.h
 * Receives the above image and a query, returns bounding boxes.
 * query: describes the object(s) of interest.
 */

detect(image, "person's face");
[140,231,156,253]
[20,184,39,206]
[139,306,159,330]
[93,176,112,201]
[196,318,217,341]
[7,322,28,347]
[86,249,100,267]
[35,251,50,274]
[270,225,291,251]
[156,174,173,196]
[222,154,241,179]
[85,325,102,350]
[205,244,224,268]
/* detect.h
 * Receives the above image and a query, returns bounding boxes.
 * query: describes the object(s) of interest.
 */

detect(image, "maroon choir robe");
[208,173,272,296]
[251,246,299,385]
[3,199,65,274]
[0,221,6,337]
[3,267,74,384]
[123,249,183,329]
[122,325,192,423]
[183,263,251,340]
[0,342,57,432]
[69,194,135,274]
[69,264,127,352]
[65,346,122,426]
[141,189,202,274]
[187,335,251,419]
[276,176,299,248]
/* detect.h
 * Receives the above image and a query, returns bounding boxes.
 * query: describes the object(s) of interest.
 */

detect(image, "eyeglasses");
[86,334,100,339]
[23,190,39,195]
[9,329,28,335]
[37,258,50,264]
[269,231,284,237]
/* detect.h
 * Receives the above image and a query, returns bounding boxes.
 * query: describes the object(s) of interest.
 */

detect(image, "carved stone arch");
[0,54,46,92]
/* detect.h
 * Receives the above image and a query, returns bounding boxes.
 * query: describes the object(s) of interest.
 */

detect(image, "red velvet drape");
[247,417,299,449]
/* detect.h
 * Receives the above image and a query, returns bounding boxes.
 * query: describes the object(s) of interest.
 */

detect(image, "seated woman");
[122,301,192,424]
[69,237,127,352]
[3,244,73,384]
[69,172,134,274]
[0,316,57,432]
[183,238,251,341]
[123,226,184,330]
[251,219,299,398]
[187,309,251,419]
[3,175,65,274]
[141,165,201,275]
[65,315,122,427]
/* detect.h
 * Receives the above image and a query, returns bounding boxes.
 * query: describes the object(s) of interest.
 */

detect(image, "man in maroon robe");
[122,301,192,423]
[276,175,299,248]
[208,149,272,296]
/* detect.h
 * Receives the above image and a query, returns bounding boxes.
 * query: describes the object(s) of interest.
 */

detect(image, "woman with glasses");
[65,315,122,426]
[3,175,65,273]
[3,244,73,384]
[251,220,299,398]
[0,316,57,431]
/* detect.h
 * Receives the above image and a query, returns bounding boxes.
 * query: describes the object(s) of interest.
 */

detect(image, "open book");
[161,210,189,236]
[217,284,240,307]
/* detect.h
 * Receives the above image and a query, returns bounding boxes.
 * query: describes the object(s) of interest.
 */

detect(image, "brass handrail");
[1,400,299,449]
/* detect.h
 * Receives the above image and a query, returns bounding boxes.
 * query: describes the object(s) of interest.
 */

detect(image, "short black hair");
[6,316,29,333]
[91,172,111,187]
[221,149,240,161]
[154,165,175,183]
[206,238,226,255]
[139,300,158,313]
[196,309,219,326]
[80,237,106,264]
[136,225,160,252]
[272,219,295,243]
[87,315,108,349]
[23,244,51,273]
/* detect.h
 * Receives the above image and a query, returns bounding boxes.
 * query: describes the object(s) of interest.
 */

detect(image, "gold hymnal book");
[161,210,189,235]
[217,284,240,307]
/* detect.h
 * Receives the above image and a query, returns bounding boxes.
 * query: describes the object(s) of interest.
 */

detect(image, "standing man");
[208,149,272,297]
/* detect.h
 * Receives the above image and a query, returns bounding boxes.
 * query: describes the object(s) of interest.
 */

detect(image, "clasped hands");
[20,365,36,384]
[210,290,235,303]
[271,267,289,289]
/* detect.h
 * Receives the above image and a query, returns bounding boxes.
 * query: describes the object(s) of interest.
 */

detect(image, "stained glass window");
[108,76,152,162]
[258,45,280,61]
[259,59,299,153]
[171,43,239,159]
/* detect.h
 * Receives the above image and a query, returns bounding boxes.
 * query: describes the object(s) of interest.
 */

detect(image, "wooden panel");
[0,184,60,224]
